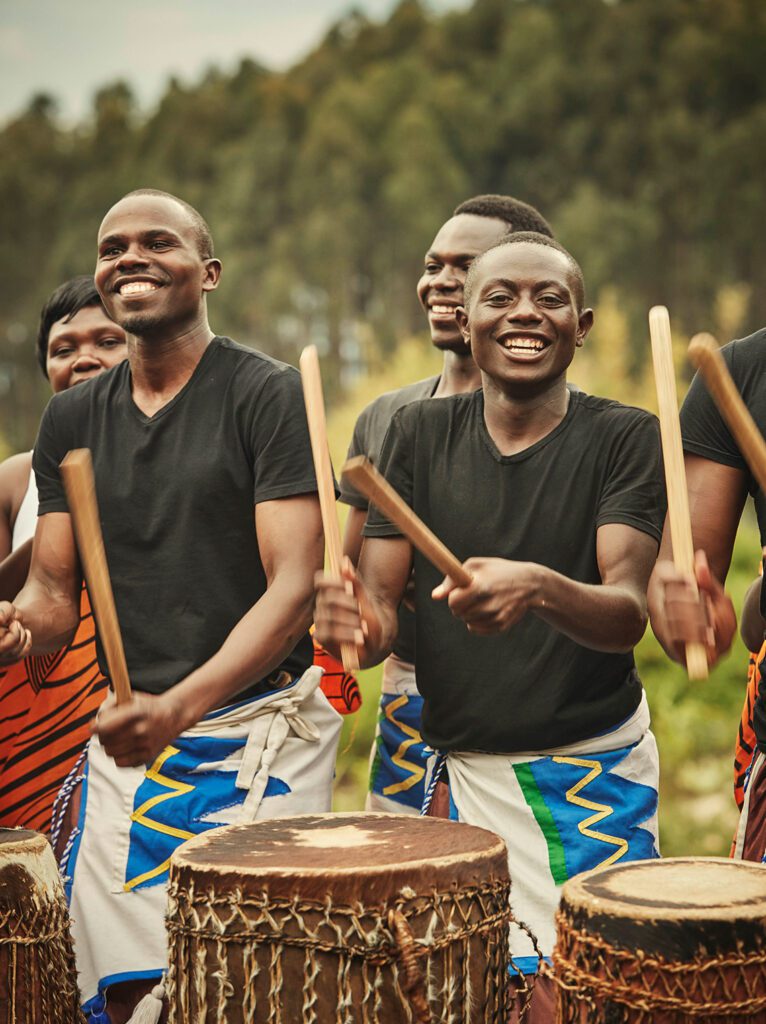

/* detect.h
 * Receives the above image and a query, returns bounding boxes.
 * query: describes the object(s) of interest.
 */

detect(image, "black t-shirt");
[341,376,439,664]
[680,328,766,749]
[680,329,766,544]
[33,337,318,698]
[364,389,665,753]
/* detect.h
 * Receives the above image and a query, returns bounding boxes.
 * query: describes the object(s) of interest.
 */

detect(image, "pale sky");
[0,0,468,126]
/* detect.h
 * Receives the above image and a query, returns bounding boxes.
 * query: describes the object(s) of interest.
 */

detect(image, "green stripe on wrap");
[513,761,569,885]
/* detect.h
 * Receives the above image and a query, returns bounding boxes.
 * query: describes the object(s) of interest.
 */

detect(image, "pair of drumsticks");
[62,326,764,701]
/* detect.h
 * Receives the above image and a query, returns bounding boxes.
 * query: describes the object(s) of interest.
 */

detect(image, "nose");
[115,244,149,271]
[508,295,542,323]
[431,264,460,291]
[71,350,102,373]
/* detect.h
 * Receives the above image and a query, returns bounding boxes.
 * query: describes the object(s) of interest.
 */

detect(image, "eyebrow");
[481,277,569,291]
[98,228,183,248]
[425,250,478,262]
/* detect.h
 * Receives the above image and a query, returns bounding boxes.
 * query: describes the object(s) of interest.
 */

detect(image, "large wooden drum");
[553,856,766,1023]
[0,828,83,1023]
[166,812,510,1022]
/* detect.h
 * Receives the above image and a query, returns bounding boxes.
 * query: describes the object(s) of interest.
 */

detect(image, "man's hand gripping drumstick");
[649,328,741,668]
[648,307,708,680]
[314,457,475,665]
[60,450,172,768]
[299,346,359,673]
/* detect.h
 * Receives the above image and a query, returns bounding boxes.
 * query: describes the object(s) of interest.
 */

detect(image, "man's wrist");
[526,562,552,611]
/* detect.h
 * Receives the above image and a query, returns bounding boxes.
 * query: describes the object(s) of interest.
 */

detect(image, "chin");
[432,335,472,356]
[118,313,164,335]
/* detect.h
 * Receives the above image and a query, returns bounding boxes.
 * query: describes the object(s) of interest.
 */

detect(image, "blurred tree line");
[2,0,766,449]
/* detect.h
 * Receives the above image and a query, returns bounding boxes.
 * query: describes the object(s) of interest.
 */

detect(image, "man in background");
[341,194,554,815]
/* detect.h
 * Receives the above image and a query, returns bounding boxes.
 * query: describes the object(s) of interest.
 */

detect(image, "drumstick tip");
[299,344,318,370]
[688,333,719,362]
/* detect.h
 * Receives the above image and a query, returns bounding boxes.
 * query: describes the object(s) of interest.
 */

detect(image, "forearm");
[741,577,765,653]
[0,538,32,602]
[534,565,647,653]
[14,576,80,654]
[647,562,678,660]
[165,572,317,731]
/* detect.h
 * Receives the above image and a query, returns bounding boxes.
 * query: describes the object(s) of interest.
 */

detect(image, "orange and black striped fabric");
[734,638,765,811]
[0,585,107,834]
[312,627,361,714]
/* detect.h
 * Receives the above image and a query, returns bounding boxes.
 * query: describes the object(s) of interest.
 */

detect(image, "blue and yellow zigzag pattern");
[515,743,658,883]
[369,692,430,810]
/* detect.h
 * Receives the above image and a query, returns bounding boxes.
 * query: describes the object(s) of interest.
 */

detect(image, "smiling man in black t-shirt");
[316,233,665,1016]
[0,189,341,1022]
[341,195,554,816]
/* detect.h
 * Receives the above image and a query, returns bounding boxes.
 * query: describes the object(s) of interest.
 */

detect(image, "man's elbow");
[611,603,649,654]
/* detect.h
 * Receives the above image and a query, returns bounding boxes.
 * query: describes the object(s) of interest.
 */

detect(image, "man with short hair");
[0,275,126,833]
[342,195,553,814]
[0,189,341,1022]
[318,233,664,1021]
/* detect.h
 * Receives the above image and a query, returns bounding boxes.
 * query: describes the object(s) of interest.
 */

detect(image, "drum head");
[560,856,766,959]
[171,812,509,903]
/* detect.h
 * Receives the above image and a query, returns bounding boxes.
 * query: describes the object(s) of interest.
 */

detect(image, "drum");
[0,828,83,1023]
[166,812,510,1022]
[553,856,766,1023]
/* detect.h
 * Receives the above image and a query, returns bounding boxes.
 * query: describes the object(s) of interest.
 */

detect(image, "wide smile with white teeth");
[118,281,159,297]
[499,336,547,353]
[430,304,456,315]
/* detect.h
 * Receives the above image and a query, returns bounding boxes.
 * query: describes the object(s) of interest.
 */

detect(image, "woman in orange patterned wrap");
[0,276,126,833]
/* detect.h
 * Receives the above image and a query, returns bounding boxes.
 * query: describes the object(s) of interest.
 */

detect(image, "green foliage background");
[0,0,763,854]
[2,0,766,446]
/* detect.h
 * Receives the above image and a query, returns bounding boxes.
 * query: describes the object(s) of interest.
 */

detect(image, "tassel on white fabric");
[125,983,165,1024]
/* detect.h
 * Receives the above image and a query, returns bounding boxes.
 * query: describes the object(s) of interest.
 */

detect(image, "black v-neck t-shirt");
[364,389,665,753]
[33,337,318,697]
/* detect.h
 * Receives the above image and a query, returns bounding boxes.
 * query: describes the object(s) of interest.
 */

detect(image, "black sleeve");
[362,407,415,537]
[339,405,372,510]
[32,397,70,515]
[596,411,666,542]
[680,342,747,472]
[250,365,320,504]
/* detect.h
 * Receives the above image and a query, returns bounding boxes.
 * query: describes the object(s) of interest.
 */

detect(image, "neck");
[481,374,570,456]
[127,320,214,414]
[433,348,482,398]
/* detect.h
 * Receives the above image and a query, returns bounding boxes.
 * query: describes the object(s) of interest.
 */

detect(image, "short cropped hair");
[36,276,104,377]
[121,188,215,260]
[463,231,586,311]
[454,195,553,238]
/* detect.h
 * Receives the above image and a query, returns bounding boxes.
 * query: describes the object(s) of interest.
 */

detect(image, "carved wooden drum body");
[554,856,766,1023]
[0,828,83,1023]
[166,812,510,1023]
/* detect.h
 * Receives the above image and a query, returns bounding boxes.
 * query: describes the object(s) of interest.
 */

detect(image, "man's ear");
[576,307,594,348]
[202,259,222,292]
[455,306,471,345]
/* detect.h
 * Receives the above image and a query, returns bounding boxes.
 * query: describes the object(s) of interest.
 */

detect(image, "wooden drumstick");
[299,346,359,672]
[60,449,132,704]
[688,333,766,496]
[342,456,473,588]
[648,306,708,680]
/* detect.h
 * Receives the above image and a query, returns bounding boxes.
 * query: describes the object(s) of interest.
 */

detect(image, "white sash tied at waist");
[185,665,324,821]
